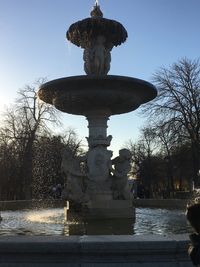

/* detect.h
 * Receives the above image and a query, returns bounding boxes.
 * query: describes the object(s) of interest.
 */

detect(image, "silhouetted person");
[186,203,200,266]
[56,184,62,198]
[137,183,145,198]
[144,187,150,199]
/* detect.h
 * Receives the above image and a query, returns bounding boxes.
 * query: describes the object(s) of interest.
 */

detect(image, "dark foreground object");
[186,203,200,266]
[188,233,200,266]
[0,235,193,267]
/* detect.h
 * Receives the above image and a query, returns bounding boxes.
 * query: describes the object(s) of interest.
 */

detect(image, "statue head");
[119,149,132,160]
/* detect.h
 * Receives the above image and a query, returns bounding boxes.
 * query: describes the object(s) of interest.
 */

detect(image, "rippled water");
[0,208,192,236]
[134,208,191,235]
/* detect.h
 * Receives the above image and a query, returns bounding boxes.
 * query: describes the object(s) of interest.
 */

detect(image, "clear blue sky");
[0,0,199,155]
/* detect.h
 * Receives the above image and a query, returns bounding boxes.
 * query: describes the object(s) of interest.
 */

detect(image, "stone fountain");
[38,2,157,224]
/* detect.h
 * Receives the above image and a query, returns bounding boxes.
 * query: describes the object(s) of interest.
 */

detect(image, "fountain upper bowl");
[38,75,157,116]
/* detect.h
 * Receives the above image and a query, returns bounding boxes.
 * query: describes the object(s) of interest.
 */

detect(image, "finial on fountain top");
[90,0,103,18]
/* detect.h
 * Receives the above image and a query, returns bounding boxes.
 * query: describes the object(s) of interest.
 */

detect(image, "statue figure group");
[83,35,112,75]
[61,147,132,204]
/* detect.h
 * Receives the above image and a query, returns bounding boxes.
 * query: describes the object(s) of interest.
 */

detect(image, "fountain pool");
[0,208,191,236]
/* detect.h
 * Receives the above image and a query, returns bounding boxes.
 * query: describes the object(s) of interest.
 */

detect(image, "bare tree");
[151,122,176,192]
[142,58,200,186]
[126,127,162,197]
[0,79,60,199]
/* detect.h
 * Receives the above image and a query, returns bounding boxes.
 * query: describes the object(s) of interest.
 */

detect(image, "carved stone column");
[86,113,112,148]
[85,111,113,198]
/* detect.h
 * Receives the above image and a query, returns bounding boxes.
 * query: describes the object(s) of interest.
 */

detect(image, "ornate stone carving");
[61,148,88,203]
[111,149,132,200]
[85,146,113,196]
[90,3,103,18]
[83,36,112,75]
[86,135,112,148]
[86,146,113,182]
[66,3,127,75]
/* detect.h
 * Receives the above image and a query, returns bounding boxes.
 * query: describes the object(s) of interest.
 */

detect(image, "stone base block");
[83,199,134,219]
[66,199,135,222]
[66,199,135,235]
[89,192,113,201]
[83,206,134,219]
[66,200,135,235]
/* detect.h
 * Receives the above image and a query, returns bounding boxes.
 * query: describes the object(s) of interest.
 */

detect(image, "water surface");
[0,208,191,236]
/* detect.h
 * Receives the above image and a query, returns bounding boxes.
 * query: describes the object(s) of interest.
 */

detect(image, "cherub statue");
[111,148,132,200]
[61,148,87,203]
